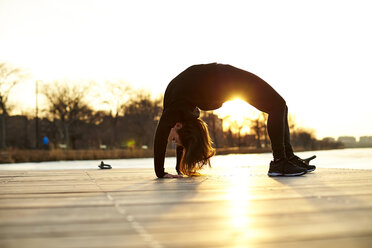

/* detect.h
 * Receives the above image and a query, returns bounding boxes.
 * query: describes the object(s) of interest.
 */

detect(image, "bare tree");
[42,81,93,148]
[220,115,252,147]
[291,128,316,150]
[103,81,132,117]
[0,63,22,149]
[250,113,268,149]
[102,81,132,147]
[123,91,162,148]
[230,119,251,147]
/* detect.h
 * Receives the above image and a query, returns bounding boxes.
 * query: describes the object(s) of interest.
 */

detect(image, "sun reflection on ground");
[224,168,256,237]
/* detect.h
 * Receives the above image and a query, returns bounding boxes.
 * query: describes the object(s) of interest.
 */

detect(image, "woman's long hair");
[177,118,215,176]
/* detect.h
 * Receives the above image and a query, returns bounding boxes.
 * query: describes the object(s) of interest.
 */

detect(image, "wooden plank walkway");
[1,165,372,248]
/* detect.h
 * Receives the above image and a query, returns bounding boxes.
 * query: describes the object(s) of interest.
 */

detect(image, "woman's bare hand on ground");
[163,173,183,178]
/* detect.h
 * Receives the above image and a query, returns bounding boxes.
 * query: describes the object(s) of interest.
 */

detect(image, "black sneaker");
[268,159,307,177]
[302,155,316,165]
[289,155,316,172]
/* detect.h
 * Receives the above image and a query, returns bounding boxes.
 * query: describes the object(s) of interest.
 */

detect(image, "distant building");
[337,136,357,147]
[201,112,225,147]
[359,136,372,146]
[336,136,372,148]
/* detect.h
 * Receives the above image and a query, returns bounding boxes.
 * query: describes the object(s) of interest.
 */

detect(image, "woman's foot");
[268,158,307,177]
[302,155,316,165]
[289,155,316,172]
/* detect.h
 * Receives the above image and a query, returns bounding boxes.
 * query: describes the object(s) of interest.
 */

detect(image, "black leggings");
[268,104,295,160]
[217,64,295,160]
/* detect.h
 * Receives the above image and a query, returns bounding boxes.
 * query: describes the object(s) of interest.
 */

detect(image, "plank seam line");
[85,171,163,248]
[0,171,26,184]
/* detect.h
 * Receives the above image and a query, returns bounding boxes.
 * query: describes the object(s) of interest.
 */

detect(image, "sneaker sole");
[268,171,307,177]
[307,168,316,172]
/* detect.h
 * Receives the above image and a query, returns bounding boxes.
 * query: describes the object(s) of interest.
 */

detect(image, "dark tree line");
[2,80,164,150]
[0,63,23,149]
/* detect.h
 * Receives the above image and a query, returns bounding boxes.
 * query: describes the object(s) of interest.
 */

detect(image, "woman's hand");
[163,173,183,178]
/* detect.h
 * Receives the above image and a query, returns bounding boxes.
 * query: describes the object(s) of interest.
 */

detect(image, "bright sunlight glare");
[214,98,261,133]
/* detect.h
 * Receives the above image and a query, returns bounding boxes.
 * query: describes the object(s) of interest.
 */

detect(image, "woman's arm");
[153,117,171,178]
[154,111,184,178]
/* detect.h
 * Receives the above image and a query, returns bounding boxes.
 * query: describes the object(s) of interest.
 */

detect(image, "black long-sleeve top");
[154,63,237,178]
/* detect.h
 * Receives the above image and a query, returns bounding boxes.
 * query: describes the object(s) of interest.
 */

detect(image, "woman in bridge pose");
[154,63,315,178]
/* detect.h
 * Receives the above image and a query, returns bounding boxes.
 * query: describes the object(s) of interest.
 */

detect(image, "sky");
[0,0,371,139]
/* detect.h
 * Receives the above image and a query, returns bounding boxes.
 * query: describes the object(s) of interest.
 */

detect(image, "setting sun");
[214,98,261,133]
